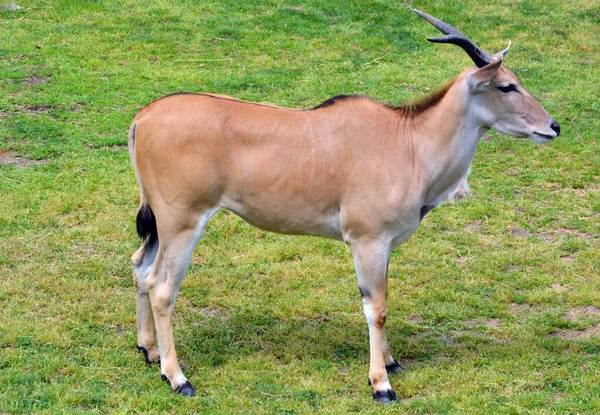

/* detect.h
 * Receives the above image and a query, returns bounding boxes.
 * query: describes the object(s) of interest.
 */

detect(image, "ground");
[0,1,599,414]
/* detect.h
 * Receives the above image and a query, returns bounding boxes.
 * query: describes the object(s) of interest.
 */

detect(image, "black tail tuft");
[136,203,158,243]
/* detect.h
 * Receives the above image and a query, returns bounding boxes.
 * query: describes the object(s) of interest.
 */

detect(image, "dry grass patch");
[0,150,46,167]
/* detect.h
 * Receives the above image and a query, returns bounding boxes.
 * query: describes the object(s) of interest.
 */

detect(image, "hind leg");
[132,235,160,364]
[148,208,217,396]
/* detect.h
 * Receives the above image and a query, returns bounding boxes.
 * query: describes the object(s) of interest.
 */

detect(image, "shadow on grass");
[181,310,369,368]
[177,307,516,372]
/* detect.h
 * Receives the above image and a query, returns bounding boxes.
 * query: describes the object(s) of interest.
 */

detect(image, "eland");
[128,9,559,403]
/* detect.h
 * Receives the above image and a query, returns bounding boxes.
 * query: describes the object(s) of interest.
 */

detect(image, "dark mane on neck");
[311,94,360,110]
[386,78,456,117]
[309,78,456,115]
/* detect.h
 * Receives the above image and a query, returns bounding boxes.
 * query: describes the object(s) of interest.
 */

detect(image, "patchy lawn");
[1,0,598,413]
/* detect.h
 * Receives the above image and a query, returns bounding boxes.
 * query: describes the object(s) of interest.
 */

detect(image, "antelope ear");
[467,58,503,92]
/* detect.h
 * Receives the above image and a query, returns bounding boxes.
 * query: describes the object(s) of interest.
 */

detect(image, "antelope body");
[128,10,559,403]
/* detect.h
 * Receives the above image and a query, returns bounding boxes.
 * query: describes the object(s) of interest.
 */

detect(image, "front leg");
[351,238,399,404]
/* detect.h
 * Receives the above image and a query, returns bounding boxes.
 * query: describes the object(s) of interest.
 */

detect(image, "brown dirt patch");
[561,306,600,322]
[537,232,556,243]
[23,105,51,115]
[511,227,593,243]
[465,221,484,233]
[556,228,593,240]
[552,282,569,293]
[86,143,127,151]
[560,253,579,263]
[0,151,46,167]
[455,256,469,267]
[14,105,58,119]
[538,228,594,243]
[448,329,499,343]
[572,184,599,197]
[486,318,501,328]
[114,324,128,336]
[409,327,500,346]
[510,228,534,237]
[509,303,550,318]
[550,324,600,340]
[25,75,50,87]
[200,306,230,322]
[438,333,458,345]
[550,307,600,340]
[504,263,520,273]
[510,303,530,315]
[71,103,85,112]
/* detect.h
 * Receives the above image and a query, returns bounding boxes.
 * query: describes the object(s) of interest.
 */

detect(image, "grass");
[0,0,598,413]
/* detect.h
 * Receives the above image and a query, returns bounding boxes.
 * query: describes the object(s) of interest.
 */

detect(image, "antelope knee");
[363,301,388,329]
[374,309,387,328]
[148,284,174,313]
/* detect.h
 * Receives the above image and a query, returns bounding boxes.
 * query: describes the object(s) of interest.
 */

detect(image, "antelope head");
[414,9,560,143]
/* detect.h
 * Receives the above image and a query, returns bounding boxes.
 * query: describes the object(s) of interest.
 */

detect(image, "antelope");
[128,9,560,403]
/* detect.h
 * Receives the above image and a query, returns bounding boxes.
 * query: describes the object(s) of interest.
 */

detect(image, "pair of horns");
[413,9,510,68]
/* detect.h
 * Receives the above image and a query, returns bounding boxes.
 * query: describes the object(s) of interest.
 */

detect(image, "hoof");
[385,360,403,374]
[373,389,399,405]
[161,375,196,397]
[137,345,158,365]
[175,380,196,397]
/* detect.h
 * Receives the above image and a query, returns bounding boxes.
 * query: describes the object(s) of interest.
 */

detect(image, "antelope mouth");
[531,132,556,144]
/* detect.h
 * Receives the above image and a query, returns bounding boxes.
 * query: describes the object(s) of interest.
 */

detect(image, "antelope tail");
[129,122,158,243]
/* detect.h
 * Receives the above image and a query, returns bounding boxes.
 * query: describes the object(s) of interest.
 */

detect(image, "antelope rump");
[127,9,559,403]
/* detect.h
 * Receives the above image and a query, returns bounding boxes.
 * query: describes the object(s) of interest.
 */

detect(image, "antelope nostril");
[551,121,560,137]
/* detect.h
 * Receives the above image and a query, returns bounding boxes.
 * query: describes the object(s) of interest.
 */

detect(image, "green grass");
[1,0,599,413]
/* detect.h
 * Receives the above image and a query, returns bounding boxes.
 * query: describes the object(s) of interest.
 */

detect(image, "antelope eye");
[498,84,518,93]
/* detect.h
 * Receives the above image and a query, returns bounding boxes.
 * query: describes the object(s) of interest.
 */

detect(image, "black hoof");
[373,389,399,405]
[161,375,196,397]
[137,345,158,365]
[386,360,403,374]
[175,380,196,397]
